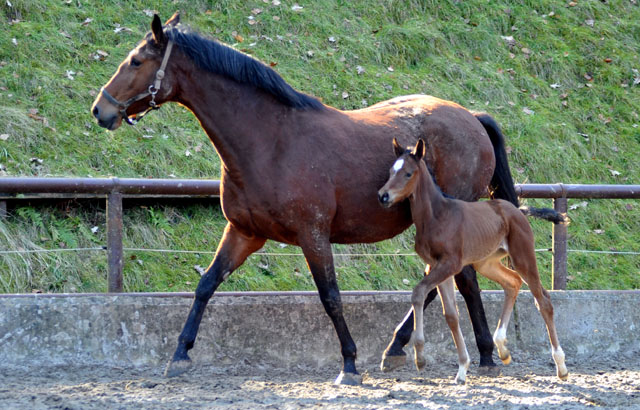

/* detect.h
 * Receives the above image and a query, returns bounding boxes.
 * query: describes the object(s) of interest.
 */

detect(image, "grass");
[0,0,638,293]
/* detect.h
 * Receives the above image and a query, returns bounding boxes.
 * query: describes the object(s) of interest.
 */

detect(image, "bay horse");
[91,13,521,384]
[378,138,569,383]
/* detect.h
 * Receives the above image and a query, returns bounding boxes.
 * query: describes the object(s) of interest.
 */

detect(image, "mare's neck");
[409,160,450,238]
[172,57,296,178]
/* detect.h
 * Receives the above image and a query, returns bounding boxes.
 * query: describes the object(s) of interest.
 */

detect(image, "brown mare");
[91,14,521,384]
[378,139,569,383]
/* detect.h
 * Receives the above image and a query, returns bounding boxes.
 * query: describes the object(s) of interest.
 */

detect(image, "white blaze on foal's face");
[392,158,405,175]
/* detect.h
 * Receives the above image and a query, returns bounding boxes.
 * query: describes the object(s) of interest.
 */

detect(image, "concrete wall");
[0,291,638,370]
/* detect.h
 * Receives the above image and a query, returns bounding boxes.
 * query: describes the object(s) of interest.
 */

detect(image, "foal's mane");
[403,149,455,200]
[163,26,324,110]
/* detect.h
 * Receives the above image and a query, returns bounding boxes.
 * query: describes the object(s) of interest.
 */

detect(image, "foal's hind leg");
[509,227,568,380]
[438,277,471,384]
[474,258,523,365]
[165,223,266,377]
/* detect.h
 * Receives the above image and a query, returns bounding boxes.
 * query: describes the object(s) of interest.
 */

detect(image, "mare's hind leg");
[474,258,523,365]
[165,223,266,377]
[381,265,496,371]
[300,234,359,385]
[438,277,471,384]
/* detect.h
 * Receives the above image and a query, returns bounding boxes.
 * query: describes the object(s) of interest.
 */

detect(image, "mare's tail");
[519,206,569,225]
[474,113,520,207]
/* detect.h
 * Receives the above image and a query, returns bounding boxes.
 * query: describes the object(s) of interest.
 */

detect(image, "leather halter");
[100,41,174,125]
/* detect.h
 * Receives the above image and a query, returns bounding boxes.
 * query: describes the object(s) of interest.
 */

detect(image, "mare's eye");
[130,58,142,67]
[405,172,412,178]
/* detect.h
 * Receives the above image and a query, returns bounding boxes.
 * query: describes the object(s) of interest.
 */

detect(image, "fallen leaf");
[306,50,314,57]
[143,9,156,17]
[328,36,336,43]
[342,91,349,99]
[585,19,594,27]
[251,8,263,15]
[593,229,604,234]
[12,38,17,46]
[550,83,561,89]
[272,0,281,5]
[387,66,394,72]
[269,61,277,67]
[272,16,280,21]
[356,65,365,75]
[609,169,621,176]
[569,201,588,210]
[81,17,93,26]
[521,47,531,54]
[291,4,303,11]
[60,31,72,39]
[402,279,410,285]
[0,134,9,141]
[234,33,244,42]
[604,58,612,63]
[185,149,192,157]
[91,226,99,234]
[522,107,534,115]
[625,204,634,211]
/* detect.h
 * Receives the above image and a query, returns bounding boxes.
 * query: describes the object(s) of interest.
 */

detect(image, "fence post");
[107,191,124,293]
[552,197,568,290]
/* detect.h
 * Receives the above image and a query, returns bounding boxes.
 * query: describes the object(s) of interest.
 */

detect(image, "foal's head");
[91,13,181,130]
[378,138,426,208]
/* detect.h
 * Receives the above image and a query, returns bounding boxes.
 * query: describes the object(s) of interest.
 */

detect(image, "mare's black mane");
[163,26,324,110]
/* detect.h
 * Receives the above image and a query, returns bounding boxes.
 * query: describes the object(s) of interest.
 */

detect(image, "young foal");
[378,138,569,384]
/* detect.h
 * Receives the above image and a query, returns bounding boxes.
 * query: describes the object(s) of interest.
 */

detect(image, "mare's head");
[378,138,426,208]
[91,13,180,130]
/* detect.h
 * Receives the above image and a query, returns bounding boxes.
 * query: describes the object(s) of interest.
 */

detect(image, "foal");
[378,138,569,384]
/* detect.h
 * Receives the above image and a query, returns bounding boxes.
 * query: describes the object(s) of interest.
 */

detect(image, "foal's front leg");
[411,262,459,372]
[437,277,471,384]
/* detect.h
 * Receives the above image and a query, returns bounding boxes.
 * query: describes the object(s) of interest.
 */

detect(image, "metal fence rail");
[1,177,639,292]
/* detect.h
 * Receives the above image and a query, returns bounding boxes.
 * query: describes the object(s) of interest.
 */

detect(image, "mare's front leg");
[438,277,471,384]
[301,234,359,385]
[165,223,266,377]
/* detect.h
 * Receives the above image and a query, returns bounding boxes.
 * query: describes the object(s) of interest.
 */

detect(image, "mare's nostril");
[92,106,100,118]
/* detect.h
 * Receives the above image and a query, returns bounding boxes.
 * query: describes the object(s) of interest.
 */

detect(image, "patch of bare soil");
[1,355,639,409]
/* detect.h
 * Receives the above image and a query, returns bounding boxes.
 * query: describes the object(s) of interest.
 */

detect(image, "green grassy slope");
[0,0,638,293]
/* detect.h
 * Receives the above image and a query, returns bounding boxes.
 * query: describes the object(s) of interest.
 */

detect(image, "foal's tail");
[519,206,569,225]
[474,113,520,207]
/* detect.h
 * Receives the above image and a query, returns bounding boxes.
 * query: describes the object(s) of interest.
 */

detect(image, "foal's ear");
[165,11,181,26]
[412,139,426,160]
[392,138,405,158]
[151,14,166,45]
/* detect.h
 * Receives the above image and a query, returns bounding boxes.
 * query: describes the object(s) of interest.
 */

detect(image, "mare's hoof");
[499,353,512,365]
[334,371,362,386]
[477,365,501,377]
[414,355,427,372]
[164,358,192,378]
[380,352,407,372]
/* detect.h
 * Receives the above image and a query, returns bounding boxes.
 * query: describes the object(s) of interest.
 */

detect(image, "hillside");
[0,0,639,293]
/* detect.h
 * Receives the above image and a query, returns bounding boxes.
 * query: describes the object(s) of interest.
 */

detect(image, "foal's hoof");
[557,369,569,381]
[499,353,512,366]
[164,358,193,378]
[334,371,362,386]
[477,365,501,377]
[380,352,407,372]
[414,355,427,372]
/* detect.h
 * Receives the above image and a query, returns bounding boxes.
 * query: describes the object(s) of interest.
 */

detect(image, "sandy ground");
[1,355,639,409]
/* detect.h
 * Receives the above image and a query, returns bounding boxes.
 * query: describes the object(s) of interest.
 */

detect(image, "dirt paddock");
[1,353,639,409]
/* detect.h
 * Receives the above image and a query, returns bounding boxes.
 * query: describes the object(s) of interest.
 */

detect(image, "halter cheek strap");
[100,40,174,125]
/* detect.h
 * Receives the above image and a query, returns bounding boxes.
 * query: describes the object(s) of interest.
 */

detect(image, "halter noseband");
[100,40,174,125]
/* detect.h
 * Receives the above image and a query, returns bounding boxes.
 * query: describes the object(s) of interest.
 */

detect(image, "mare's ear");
[392,138,404,158]
[151,14,166,45]
[165,11,180,26]
[412,139,426,160]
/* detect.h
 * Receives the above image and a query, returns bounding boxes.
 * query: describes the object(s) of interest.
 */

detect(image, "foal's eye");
[130,58,142,67]
[405,172,412,178]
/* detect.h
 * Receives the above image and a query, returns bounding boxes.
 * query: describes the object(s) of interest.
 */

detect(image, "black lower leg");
[455,265,496,367]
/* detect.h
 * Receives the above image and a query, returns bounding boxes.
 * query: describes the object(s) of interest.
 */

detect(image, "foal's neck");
[409,160,450,234]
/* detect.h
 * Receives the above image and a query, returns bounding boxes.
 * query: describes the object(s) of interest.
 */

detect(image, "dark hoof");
[334,371,362,386]
[479,357,497,368]
[164,358,192,378]
[380,352,407,372]
[477,364,502,377]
